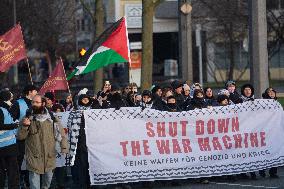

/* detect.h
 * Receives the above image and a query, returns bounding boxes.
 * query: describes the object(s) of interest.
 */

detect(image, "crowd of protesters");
[0,79,280,189]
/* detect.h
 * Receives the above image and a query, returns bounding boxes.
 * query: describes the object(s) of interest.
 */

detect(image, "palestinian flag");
[67,17,130,80]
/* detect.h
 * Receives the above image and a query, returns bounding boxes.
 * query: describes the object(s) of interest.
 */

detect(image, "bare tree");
[141,0,164,90]
[17,0,76,68]
[192,0,248,82]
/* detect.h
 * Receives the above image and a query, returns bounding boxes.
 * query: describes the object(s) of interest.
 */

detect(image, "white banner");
[55,111,70,167]
[84,100,284,185]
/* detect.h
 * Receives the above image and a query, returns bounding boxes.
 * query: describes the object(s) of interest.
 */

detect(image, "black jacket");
[174,93,185,108]
[229,91,243,104]
[185,98,208,110]
[152,94,166,111]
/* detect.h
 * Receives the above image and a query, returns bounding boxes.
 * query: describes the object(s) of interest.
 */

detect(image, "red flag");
[0,24,27,72]
[39,59,69,95]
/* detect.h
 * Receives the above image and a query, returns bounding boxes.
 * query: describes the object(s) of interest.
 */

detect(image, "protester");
[129,82,138,93]
[108,84,127,109]
[51,103,67,189]
[161,87,173,104]
[126,92,139,107]
[140,90,153,109]
[262,87,277,100]
[151,85,165,111]
[183,84,191,101]
[218,89,233,105]
[189,83,202,98]
[97,80,112,99]
[44,92,55,111]
[259,87,279,179]
[10,84,38,189]
[0,89,20,189]
[217,94,230,106]
[17,95,68,189]
[62,94,74,111]
[185,89,208,110]
[164,95,181,112]
[241,84,255,102]
[204,87,218,106]
[73,93,93,188]
[171,80,185,108]
[122,84,130,100]
[225,80,243,104]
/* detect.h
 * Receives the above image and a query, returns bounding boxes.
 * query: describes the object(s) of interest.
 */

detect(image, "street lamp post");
[179,0,193,83]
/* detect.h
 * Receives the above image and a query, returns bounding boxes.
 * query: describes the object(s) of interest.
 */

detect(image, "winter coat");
[205,97,218,106]
[17,109,68,174]
[174,93,185,108]
[152,94,166,111]
[185,98,208,110]
[229,91,243,104]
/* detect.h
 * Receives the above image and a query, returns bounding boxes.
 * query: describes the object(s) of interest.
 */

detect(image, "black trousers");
[17,140,30,187]
[0,155,20,189]
[54,167,67,187]
[73,150,90,188]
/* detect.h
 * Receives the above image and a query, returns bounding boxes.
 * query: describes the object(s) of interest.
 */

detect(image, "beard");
[32,105,45,114]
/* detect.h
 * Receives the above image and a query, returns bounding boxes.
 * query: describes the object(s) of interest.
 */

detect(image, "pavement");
[58,166,284,189]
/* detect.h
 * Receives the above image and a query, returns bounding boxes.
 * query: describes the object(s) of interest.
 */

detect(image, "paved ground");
[59,167,284,189]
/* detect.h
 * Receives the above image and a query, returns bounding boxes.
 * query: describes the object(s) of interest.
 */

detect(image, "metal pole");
[196,24,203,86]
[179,0,193,83]
[13,0,18,85]
[25,58,34,85]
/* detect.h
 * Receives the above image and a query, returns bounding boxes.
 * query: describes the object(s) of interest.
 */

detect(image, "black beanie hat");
[0,90,12,102]
[142,90,152,97]
[44,92,55,101]
[151,85,162,94]
[23,85,38,96]
[217,94,229,103]
[171,80,183,90]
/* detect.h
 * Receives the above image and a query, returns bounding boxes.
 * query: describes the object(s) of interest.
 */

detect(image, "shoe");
[270,174,279,179]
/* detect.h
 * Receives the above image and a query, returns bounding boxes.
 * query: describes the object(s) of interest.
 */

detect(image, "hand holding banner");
[84,100,284,185]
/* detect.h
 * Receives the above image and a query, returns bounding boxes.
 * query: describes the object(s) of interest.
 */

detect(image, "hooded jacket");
[17,108,68,174]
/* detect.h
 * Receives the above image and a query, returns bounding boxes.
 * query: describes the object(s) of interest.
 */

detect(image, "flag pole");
[25,58,34,85]
[60,57,71,95]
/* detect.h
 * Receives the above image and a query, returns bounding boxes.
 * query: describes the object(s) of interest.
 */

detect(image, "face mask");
[167,103,177,109]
